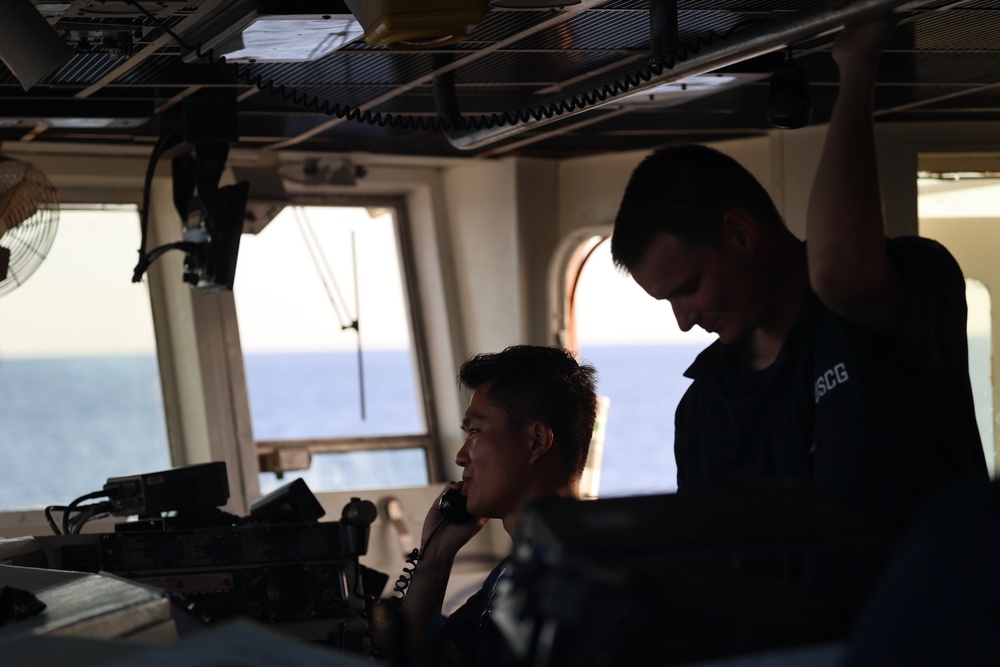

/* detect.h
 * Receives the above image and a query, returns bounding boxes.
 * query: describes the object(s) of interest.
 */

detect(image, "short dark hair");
[611,143,784,271]
[458,345,598,479]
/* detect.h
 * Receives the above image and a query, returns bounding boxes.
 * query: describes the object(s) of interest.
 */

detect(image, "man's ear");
[527,421,555,464]
[721,208,759,252]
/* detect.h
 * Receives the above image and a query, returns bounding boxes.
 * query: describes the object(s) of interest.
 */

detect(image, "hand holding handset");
[439,488,475,523]
[384,487,477,612]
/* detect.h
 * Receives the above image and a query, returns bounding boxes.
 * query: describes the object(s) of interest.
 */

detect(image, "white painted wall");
[515,158,560,345]
[442,158,523,354]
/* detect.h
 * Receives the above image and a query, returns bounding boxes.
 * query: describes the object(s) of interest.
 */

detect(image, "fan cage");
[0,158,60,297]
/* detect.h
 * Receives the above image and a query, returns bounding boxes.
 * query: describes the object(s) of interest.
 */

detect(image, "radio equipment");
[38,463,387,653]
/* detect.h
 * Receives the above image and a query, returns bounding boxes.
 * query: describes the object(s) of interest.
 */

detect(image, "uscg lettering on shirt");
[814,362,849,403]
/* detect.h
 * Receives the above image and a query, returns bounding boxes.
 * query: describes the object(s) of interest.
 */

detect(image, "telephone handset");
[439,488,475,523]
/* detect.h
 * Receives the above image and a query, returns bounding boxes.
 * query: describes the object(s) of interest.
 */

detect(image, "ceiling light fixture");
[181,1,361,64]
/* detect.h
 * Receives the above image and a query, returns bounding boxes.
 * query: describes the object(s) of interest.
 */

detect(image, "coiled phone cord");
[389,517,446,604]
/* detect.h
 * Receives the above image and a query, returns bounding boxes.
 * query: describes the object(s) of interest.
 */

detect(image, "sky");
[231,206,717,353]
[574,240,715,346]
[232,206,412,353]
[0,204,709,358]
[0,207,159,358]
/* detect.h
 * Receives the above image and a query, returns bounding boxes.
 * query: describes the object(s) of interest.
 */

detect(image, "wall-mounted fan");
[0,155,60,297]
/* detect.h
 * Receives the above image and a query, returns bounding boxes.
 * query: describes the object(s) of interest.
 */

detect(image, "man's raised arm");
[806,13,901,332]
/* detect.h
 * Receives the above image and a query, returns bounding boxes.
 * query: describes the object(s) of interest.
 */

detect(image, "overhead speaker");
[768,48,813,130]
[0,0,74,91]
[344,0,489,48]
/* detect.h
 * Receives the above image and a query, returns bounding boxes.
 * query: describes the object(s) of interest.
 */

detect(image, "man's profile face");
[629,231,761,345]
[457,381,533,518]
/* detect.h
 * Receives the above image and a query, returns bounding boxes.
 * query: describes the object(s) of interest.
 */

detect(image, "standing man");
[610,12,987,614]
[395,345,598,666]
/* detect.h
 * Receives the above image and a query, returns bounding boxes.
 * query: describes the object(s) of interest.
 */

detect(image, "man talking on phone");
[393,345,598,666]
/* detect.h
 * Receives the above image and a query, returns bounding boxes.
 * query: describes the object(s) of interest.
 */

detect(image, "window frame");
[547,225,610,348]
[916,154,1000,478]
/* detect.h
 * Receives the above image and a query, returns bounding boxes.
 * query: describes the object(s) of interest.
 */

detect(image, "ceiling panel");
[0,0,994,157]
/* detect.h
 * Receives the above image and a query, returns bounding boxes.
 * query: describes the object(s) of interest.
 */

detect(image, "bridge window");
[564,235,714,497]
[0,206,171,513]
[232,205,431,494]
[918,167,1000,477]
[963,278,994,478]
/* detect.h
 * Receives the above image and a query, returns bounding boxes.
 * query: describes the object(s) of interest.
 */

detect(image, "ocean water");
[243,351,425,440]
[4,336,993,513]
[578,344,702,495]
[0,344,704,511]
[0,356,172,511]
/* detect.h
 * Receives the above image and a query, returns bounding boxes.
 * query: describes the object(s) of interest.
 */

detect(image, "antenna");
[350,230,366,420]
[295,207,367,420]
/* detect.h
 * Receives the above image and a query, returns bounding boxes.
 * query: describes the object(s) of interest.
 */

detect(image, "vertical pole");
[650,0,679,67]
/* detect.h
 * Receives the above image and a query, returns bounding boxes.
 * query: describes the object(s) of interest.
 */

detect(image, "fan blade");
[0,245,9,281]
[0,166,44,235]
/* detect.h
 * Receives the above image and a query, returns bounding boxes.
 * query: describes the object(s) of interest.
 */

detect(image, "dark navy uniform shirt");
[674,237,989,614]
[439,558,512,667]
[676,236,987,522]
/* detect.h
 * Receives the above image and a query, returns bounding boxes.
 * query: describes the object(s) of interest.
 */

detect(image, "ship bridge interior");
[1,2,999,664]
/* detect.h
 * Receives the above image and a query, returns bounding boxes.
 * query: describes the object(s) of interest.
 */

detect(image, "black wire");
[45,505,68,535]
[391,547,421,599]
[62,491,109,535]
[117,0,751,135]
[143,240,201,267]
[132,126,184,283]
[293,208,353,329]
[388,518,446,604]
[69,502,114,535]
[350,560,380,657]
